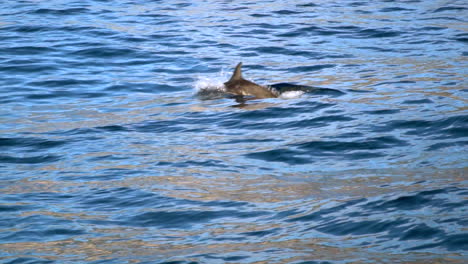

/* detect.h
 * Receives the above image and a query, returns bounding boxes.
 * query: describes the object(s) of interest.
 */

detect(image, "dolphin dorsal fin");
[228,62,243,82]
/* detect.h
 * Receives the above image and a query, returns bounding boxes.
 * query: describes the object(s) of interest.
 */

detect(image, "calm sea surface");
[1,0,467,263]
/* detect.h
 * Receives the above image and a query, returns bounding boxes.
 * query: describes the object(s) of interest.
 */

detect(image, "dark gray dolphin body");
[224,62,278,99]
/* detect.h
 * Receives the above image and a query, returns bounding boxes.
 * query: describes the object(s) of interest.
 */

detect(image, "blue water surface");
[0,0,467,263]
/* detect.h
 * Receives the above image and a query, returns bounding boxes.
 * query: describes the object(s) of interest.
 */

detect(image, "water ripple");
[0,0,466,263]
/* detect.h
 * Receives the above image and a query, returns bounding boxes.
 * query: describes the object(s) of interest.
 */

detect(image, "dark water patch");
[132,120,188,133]
[418,26,447,31]
[45,228,86,237]
[0,211,84,242]
[426,141,468,151]
[246,136,406,164]
[154,19,180,26]
[0,137,66,150]
[285,115,354,129]
[156,262,199,264]
[26,90,79,100]
[245,46,325,59]
[367,193,435,212]
[288,198,367,222]
[297,3,318,7]
[27,78,102,88]
[2,257,54,264]
[71,47,140,58]
[1,228,86,243]
[0,155,60,164]
[96,125,130,132]
[316,218,410,236]
[288,64,336,72]
[87,155,133,163]
[79,187,172,210]
[139,13,174,18]
[364,187,465,213]
[276,31,303,38]
[31,7,89,15]
[0,46,58,56]
[350,2,368,7]
[288,25,401,39]
[294,136,407,152]
[2,25,46,33]
[148,33,181,40]
[85,28,121,37]
[245,148,311,165]
[328,25,362,31]
[5,192,75,204]
[407,234,468,251]
[298,25,344,36]
[221,6,249,11]
[241,227,281,237]
[292,261,333,264]
[250,13,270,17]
[454,36,468,43]
[220,112,349,131]
[200,254,249,262]
[285,187,467,251]
[346,88,373,93]
[273,10,303,15]
[400,223,445,241]
[402,99,434,104]
[244,23,293,30]
[420,16,464,22]
[203,200,249,208]
[438,126,468,139]
[355,9,371,15]
[356,28,401,38]
[358,46,395,52]
[0,204,36,213]
[123,36,148,43]
[379,7,415,12]
[244,29,271,35]
[363,109,400,115]
[76,187,251,213]
[128,209,269,229]
[326,132,363,139]
[171,159,228,168]
[221,138,278,144]
[119,59,158,66]
[370,115,468,139]
[433,6,467,13]
[218,103,335,130]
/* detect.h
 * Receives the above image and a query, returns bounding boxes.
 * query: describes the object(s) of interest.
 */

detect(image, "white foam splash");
[279,90,305,99]
[193,70,228,93]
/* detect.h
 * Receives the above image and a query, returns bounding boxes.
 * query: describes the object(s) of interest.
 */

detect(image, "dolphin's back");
[224,62,277,98]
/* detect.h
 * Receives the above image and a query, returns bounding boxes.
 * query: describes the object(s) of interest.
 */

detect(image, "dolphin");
[224,62,278,99]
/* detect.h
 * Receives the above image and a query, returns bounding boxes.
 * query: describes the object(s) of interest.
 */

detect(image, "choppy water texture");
[1,0,467,263]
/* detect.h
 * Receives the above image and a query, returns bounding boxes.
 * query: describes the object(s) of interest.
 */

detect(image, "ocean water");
[0,0,467,263]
